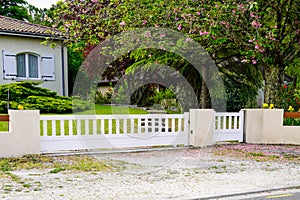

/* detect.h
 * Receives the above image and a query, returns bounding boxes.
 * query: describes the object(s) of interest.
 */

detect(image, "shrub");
[0,82,90,114]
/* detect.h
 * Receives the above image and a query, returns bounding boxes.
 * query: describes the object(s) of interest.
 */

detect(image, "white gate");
[214,111,244,142]
[40,113,189,153]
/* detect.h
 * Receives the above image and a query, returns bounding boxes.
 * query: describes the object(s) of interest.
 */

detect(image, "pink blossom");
[250,12,255,17]
[92,0,97,2]
[241,59,248,63]
[251,20,262,28]
[160,33,166,37]
[249,38,255,43]
[185,37,192,42]
[199,31,209,36]
[220,21,227,25]
[196,11,201,16]
[255,43,264,52]
[232,9,236,13]
[178,24,182,31]
[143,20,147,25]
[119,21,126,26]
[212,36,217,40]
[252,59,257,64]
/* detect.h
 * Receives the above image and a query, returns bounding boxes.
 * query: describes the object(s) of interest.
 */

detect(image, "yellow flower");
[18,105,24,110]
[262,103,268,109]
[288,106,294,112]
[269,104,274,109]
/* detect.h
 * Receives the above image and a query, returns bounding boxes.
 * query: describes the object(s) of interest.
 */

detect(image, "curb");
[188,186,300,200]
[42,146,189,156]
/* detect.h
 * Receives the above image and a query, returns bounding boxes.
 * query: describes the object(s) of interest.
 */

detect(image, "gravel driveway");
[1,144,300,200]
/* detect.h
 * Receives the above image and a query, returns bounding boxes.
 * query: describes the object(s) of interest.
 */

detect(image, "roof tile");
[0,15,63,38]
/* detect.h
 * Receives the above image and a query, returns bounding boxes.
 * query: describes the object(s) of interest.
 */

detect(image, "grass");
[0,155,118,193]
[76,104,149,115]
[0,155,115,173]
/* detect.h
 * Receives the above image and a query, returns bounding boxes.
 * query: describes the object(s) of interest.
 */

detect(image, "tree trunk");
[264,65,284,105]
[200,77,211,108]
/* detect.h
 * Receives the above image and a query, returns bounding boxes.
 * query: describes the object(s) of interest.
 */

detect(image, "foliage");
[113,85,129,105]
[0,82,90,113]
[67,45,84,95]
[95,89,113,104]
[0,0,30,20]
[284,118,300,126]
[277,85,300,112]
[53,0,299,107]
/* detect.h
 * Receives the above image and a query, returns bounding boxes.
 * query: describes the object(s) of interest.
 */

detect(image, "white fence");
[214,111,244,142]
[40,113,189,153]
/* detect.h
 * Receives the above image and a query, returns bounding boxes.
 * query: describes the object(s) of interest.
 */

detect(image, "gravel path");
[1,145,300,200]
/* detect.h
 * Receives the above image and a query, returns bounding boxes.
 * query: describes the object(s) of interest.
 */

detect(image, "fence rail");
[40,113,189,153]
[0,115,9,121]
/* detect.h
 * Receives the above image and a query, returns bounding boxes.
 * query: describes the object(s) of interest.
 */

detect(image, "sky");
[25,0,60,9]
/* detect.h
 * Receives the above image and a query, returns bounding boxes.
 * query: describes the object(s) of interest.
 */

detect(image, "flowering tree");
[53,0,299,106]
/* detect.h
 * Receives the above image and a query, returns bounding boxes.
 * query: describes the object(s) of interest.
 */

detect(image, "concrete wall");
[244,109,300,145]
[0,35,68,96]
[0,110,41,158]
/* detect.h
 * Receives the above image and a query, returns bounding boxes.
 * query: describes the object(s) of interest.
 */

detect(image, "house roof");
[0,15,63,39]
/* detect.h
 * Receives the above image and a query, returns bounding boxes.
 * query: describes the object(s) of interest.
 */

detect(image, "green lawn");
[76,104,148,115]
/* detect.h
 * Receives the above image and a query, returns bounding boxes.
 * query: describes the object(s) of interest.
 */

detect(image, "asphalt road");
[196,189,300,200]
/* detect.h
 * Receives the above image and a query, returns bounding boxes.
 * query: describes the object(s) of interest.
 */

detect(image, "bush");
[95,89,113,104]
[0,82,90,114]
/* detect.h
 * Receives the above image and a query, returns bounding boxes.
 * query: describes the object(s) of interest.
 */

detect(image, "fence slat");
[69,120,73,135]
[116,119,120,134]
[43,120,47,136]
[52,120,56,136]
[77,120,81,135]
[60,120,64,136]
[101,119,105,134]
[85,119,89,135]
[93,119,97,135]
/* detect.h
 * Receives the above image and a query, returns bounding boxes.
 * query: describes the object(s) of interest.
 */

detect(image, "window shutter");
[41,55,55,81]
[2,51,17,79]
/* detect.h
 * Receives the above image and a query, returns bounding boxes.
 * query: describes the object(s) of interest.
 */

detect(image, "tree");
[53,0,299,108]
[0,0,30,20]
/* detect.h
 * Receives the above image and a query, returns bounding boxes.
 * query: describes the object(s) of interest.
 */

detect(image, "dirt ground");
[1,144,300,200]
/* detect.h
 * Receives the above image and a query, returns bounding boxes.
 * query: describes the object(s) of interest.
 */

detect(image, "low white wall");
[0,110,41,158]
[189,109,214,147]
[244,109,300,145]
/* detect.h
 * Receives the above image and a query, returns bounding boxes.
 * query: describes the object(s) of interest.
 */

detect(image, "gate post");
[189,109,215,147]
[0,110,40,157]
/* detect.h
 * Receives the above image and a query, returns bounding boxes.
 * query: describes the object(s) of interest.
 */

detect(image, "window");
[2,50,55,81]
[16,53,39,79]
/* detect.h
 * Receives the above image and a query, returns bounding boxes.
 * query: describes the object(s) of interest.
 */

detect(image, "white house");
[0,15,68,96]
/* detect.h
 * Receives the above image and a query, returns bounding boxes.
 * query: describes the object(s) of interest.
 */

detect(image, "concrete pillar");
[189,109,215,147]
[0,110,40,157]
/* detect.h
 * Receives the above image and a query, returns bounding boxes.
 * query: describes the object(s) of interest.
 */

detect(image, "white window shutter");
[2,51,17,79]
[41,55,55,81]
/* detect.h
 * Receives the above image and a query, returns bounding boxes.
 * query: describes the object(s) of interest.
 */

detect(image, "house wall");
[0,35,68,96]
